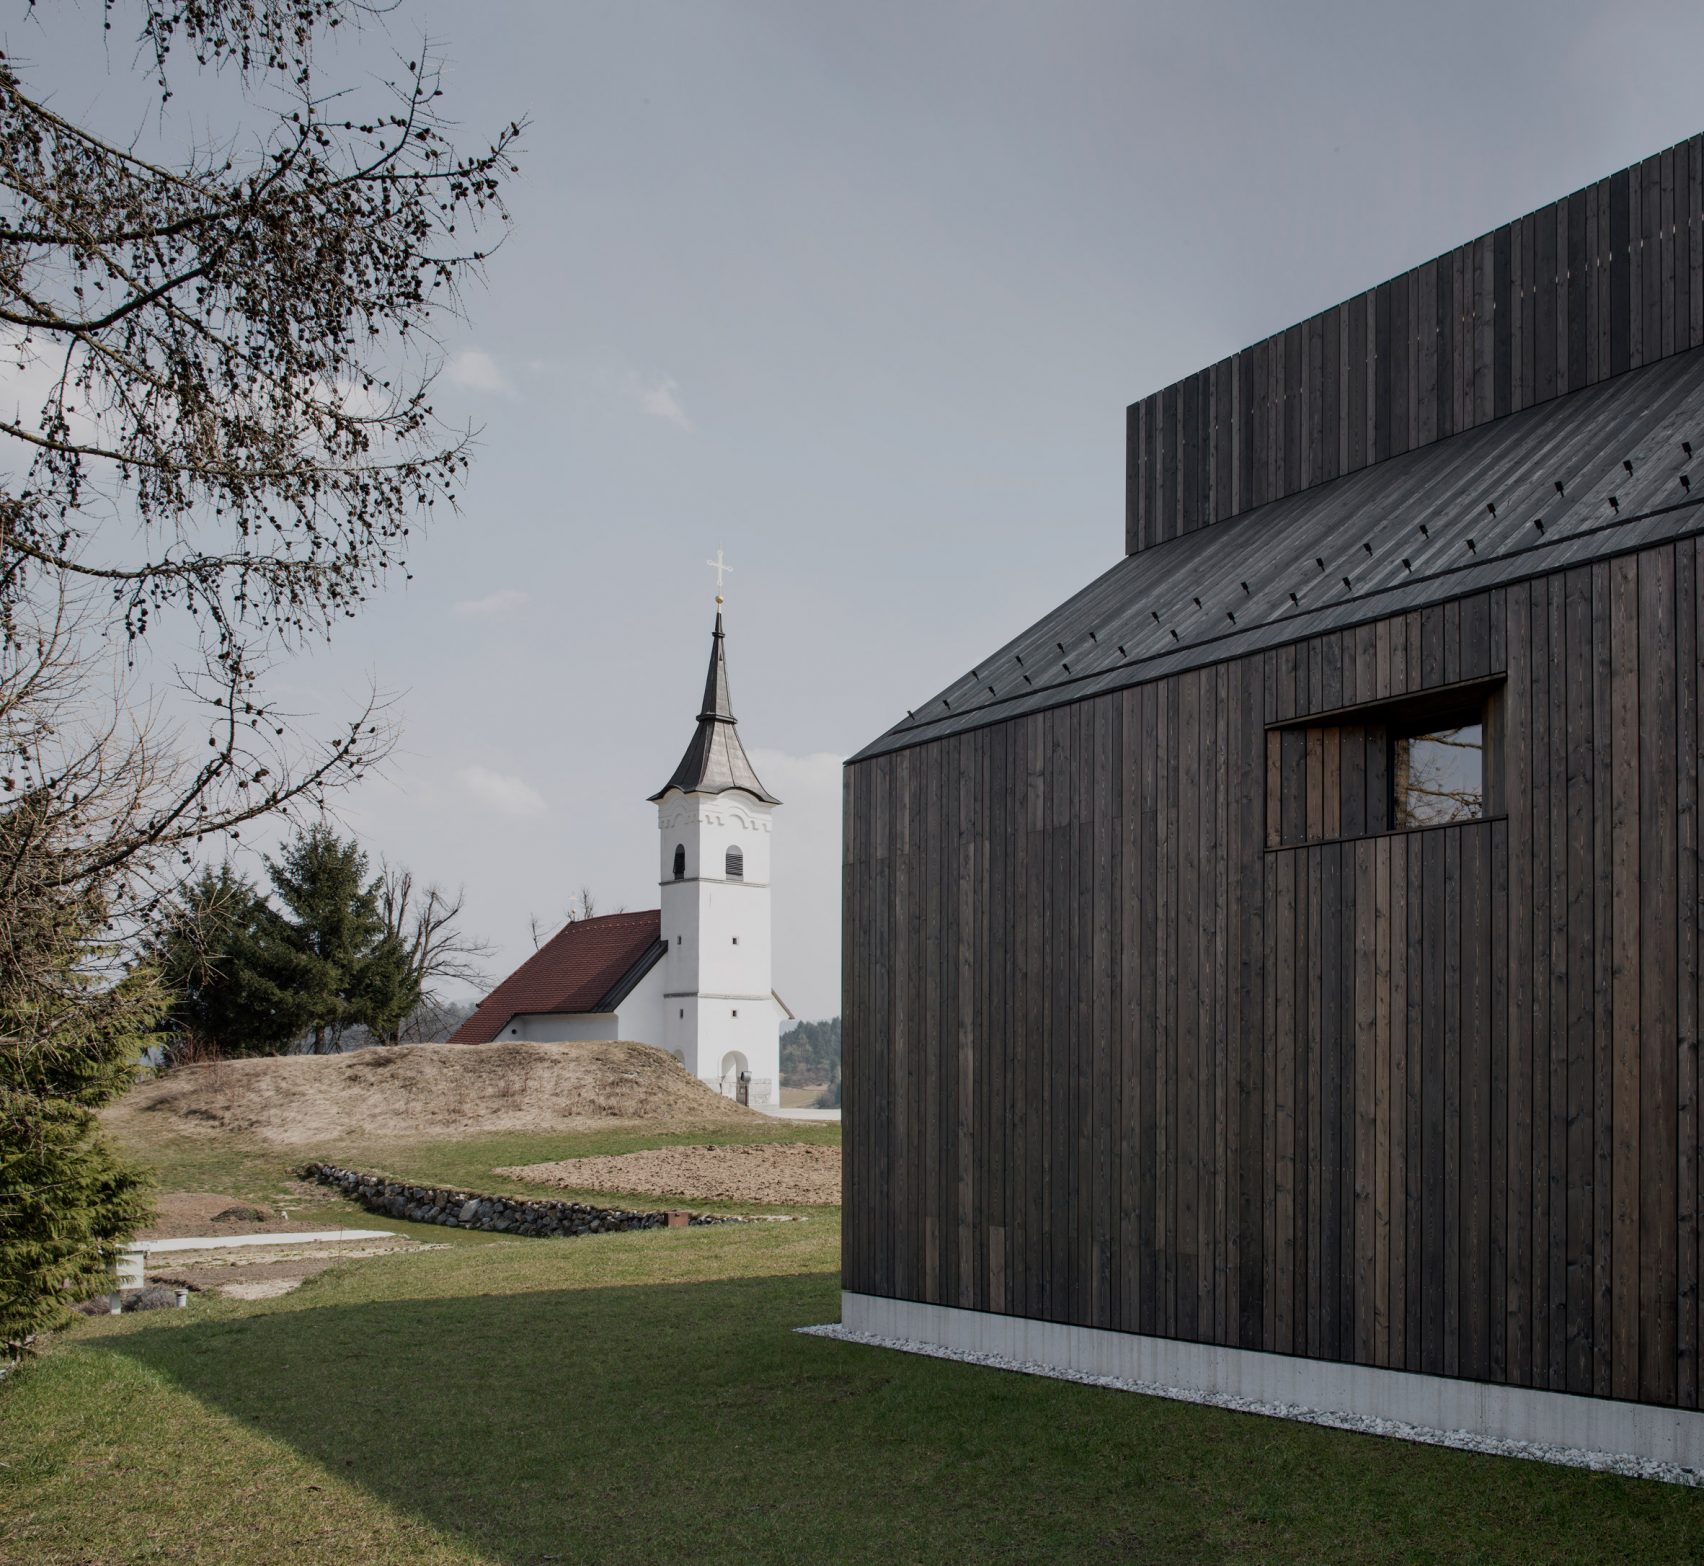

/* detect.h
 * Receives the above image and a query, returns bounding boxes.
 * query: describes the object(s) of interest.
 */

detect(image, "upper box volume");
[1126,134,1704,555]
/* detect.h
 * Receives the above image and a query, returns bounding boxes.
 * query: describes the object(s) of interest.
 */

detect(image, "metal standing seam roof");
[650,611,780,804]
[450,910,668,1043]
[853,343,1704,764]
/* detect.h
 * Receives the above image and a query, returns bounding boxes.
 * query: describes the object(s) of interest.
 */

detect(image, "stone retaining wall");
[300,1163,736,1238]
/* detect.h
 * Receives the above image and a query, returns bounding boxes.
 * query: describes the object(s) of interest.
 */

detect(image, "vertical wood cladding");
[1128,136,1704,555]
[843,541,1704,1409]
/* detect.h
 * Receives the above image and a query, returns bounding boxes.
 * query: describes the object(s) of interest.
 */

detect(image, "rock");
[299,1160,737,1243]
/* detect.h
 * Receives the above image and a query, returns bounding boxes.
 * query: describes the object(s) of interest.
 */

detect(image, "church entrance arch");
[720,1050,749,1102]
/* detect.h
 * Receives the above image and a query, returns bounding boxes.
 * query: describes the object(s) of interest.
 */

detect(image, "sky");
[9,1,1704,1020]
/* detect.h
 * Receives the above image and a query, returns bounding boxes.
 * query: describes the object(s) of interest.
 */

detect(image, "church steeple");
[697,609,736,722]
[649,610,780,804]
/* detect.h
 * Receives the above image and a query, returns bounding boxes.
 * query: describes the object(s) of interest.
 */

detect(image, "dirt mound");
[111,1041,764,1146]
[497,1142,842,1206]
[137,1192,360,1240]
[141,1192,276,1239]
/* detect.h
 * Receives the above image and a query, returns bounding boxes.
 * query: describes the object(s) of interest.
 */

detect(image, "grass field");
[5,1121,1704,1563]
[119,1118,844,1232]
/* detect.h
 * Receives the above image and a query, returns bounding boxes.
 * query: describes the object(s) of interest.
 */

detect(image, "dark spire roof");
[649,611,780,804]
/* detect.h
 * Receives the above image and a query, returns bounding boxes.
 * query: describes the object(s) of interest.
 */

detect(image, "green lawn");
[5,1126,1704,1564]
[113,1118,844,1232]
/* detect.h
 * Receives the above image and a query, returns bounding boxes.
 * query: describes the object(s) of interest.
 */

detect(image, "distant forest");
[781,1017,841,1088]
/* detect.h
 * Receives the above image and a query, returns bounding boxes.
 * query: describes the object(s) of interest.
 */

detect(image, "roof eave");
[595,938,669,1011]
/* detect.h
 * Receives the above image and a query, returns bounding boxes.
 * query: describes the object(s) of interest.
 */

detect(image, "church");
[452,598,790,1107]
[844,133,1704,1469]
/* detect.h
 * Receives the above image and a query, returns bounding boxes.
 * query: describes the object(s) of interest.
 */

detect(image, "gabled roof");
[650,611,780,804]
[856,341,1704,761]
[451,910,666,1044]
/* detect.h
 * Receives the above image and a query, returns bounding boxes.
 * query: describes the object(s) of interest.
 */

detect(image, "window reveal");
[1266,678,1501,848]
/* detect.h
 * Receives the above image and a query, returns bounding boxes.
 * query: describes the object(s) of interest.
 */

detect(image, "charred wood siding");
[1128,135,1704,556]
[844,540,1704,1410]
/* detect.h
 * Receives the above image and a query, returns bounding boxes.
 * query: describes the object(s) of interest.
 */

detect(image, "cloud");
[630,372,694,431]
[445,349,511,395]
[458,765,547,820]
[452,588,530,619]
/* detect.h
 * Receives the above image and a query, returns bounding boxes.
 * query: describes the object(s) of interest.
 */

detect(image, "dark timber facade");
[842,136,1704,1449]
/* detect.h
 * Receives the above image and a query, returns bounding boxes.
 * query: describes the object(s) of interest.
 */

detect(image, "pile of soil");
[496,1142,842,1206]
[109,1041,764,1146]
[140,1192,324,1240]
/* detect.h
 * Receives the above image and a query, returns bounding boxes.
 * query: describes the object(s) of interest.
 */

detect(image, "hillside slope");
[109,1041,765,1146]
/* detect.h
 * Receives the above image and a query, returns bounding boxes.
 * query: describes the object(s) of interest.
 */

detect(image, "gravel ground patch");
[148,1237,431,1298]
[799,1323,1704,1488]
[497,1142,841,1206]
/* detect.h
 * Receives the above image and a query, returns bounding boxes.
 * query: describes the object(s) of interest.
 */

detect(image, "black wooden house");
[842,135,1704,1465]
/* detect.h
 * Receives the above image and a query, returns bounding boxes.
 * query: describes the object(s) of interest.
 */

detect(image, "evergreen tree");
[259,828,421,1053]
[151,867,294,1060]
[0,807,158,1354]
[780,1017,842,1086]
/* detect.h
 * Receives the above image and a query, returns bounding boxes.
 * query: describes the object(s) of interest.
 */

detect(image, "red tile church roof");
[451,910,666,1044]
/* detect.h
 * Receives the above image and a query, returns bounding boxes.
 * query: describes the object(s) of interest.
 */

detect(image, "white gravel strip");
[135,1230,397,1252]
[797,1322,1704,1488]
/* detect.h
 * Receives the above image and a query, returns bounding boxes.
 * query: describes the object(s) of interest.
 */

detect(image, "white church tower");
[650,594,785,1107]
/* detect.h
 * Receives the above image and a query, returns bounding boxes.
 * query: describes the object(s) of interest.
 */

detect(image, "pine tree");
[152,867,295,1060]
[0,809,158,1354]
[259,828,421,1053]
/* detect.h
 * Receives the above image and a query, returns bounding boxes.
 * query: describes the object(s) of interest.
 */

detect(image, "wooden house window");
[1267,677,1501,848]
[1391,720,1484,827]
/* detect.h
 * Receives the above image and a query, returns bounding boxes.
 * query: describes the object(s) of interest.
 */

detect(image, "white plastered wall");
[501,1012,619,1043]
[495,961,667,1049]
[656,789,781,1105]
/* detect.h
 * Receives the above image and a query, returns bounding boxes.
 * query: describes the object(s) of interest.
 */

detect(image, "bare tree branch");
[378,864,490,1043]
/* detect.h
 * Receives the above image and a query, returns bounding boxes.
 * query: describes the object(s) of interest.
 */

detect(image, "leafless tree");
[526,884,619,949]
[1,0,520,897]
[1393,727,1484,827]
[0,1,520,1350]
[378,863,491,1042]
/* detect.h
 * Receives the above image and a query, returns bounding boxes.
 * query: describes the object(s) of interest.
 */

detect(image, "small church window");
[726,846,744,879]
[732,936,739,945]
[672,844,685,880]
[732,1008,739,1018]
